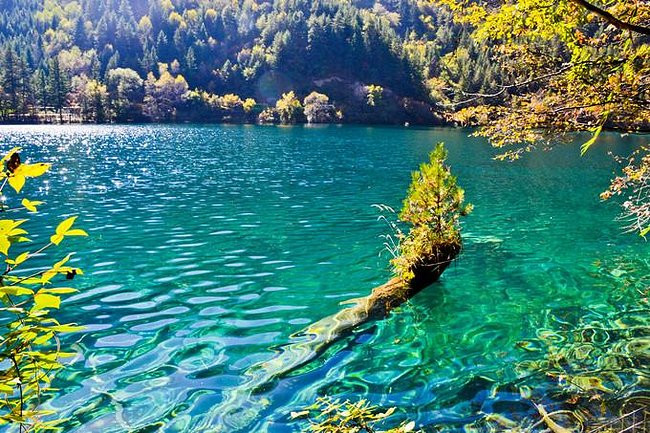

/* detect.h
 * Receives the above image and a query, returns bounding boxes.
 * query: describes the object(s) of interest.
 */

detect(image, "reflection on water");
[0,124,646,432]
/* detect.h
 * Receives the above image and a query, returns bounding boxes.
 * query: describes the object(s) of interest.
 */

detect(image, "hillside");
[0,0,499,124]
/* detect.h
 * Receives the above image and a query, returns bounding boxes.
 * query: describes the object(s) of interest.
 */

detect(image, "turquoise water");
[0,125,647,432]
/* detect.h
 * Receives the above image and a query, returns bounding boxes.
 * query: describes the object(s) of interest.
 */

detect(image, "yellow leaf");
[13,251,29,266]
[580,124,603,156]
[0,147,21,165]
[20,331,38,342]
[0,286,33,296]
[34,332,54,345]
[50,234,64,245]
[52,254,72,269]
[51,217,87,245]
[8,175,25,193]
[64,229,88,237]
[14,163,50,178]
[22,198,44,212]
[56,216,77,235]
[0,219,27,235]
[50,324,84,333]
[39,287,78,294]
[34,293,61,310]
[0,236,10,256]
[8,228,27,236]
[3,275,41,285]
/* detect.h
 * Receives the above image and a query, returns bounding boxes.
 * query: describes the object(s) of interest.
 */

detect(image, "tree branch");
[440,63,575,107]
[570,0,650,35]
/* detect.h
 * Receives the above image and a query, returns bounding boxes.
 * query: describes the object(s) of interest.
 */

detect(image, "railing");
[589,407,650,433]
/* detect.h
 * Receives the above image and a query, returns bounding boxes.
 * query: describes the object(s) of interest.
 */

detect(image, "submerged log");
[209,242,461,430]
[249,241,461,388]
[209,144,469,430]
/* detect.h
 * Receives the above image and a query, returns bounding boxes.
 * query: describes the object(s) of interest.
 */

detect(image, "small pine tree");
[392,143,472,282]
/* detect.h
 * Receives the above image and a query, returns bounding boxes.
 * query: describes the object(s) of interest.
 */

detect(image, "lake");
[0,124,647,432]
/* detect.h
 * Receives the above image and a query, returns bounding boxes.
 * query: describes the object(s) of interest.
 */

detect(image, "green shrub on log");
[392,143,472,283]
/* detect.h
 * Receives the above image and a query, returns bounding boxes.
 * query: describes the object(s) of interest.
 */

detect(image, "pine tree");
[74,19,89,50]
[1,48,18,117]
[47,57,69,123]
[33,68,48,111]
[17,54,32,117]
[185,46,197,74]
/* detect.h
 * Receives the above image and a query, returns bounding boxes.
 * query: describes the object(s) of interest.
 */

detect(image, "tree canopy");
[434,0,649,235]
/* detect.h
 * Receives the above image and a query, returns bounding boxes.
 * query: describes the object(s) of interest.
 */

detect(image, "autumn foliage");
[0,147,87,431]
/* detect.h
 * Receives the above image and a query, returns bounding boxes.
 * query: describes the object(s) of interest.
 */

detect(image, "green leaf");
[580,124,603,156]
[641,226,650,238]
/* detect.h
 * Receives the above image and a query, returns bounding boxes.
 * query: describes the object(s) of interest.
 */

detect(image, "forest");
[0,0,502,124]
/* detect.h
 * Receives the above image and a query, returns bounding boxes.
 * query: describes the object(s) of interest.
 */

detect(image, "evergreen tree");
[74,18,89,50]
[16,54,32,116]
[33,68,48,111]
[47,57,69,122]
[1,48,18,117]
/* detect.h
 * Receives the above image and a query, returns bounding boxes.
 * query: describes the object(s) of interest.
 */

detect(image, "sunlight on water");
[0,124,646,432]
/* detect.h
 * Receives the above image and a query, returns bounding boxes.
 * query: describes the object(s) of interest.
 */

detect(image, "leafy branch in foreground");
[0,147,87,432]
[601,146,650,237]
[292,397,421,433]
[433,0,649,235]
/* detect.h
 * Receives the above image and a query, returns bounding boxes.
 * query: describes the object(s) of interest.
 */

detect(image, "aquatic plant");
[372,203,402,260]
[0,147,87,431]
[292,397,421,433]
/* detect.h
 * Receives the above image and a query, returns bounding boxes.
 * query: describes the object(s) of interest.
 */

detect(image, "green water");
[0,125,647,432]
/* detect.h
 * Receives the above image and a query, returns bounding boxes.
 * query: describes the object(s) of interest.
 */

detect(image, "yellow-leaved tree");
[0,147,87,432]
[434,0,649,235]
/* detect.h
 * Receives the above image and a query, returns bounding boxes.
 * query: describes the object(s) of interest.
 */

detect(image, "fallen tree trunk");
[208,243,461,430]
[250,241,462,388]
[208,144,469,430]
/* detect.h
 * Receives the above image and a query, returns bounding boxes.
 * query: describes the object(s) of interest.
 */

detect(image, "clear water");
[0,125,647,432]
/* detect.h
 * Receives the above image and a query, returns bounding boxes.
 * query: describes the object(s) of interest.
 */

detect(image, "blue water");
[0,124,647,432]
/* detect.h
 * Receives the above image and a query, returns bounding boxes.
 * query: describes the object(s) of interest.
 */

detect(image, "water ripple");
[0,125,645,433]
